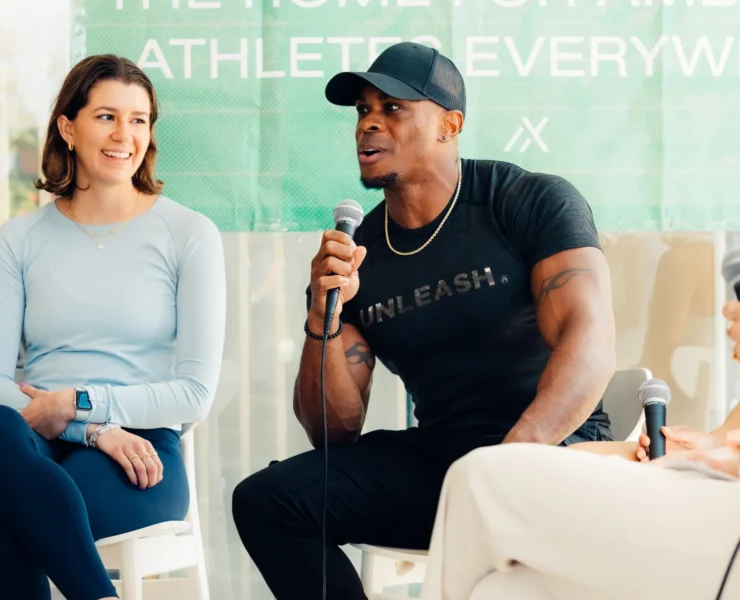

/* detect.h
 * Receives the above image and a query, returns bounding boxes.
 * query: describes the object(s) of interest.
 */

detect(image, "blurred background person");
[419,298,740,600]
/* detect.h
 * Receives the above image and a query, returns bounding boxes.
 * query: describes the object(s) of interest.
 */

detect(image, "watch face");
[76,390,93,411]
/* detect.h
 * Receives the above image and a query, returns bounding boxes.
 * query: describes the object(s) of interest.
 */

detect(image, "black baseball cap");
[325,42,466,116]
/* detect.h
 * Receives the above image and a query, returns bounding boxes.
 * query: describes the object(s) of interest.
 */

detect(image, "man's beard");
[360,172,399,190]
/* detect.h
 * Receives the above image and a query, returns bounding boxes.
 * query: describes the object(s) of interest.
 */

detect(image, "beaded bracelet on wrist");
[304,318,343,340]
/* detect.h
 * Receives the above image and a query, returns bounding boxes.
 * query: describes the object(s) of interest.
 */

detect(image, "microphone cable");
[716,535,740,600]
[320,299,340,600]
[320,328,329,600]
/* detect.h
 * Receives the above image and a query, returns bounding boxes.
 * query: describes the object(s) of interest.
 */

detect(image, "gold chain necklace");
[66,191,141,250]
[384,160,462,257]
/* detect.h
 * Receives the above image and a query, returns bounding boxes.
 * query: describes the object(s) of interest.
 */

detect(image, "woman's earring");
[68,142,74,152]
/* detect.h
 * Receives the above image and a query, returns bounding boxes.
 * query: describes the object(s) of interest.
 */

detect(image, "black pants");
[0,405,189,600]
[232,422,610,600]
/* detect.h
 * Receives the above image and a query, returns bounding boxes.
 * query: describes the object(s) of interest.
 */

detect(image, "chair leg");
[183,428,210,600]
[188,499,210,600]
[193,548,210,600]
[360,552,422,600]
[360,551,380,593]
[360,552,396,595]
[120,539,144,600]
[189,499,210,600]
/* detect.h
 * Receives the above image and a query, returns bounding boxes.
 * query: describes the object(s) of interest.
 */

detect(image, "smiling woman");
[0,55,226,600]
[36,56,162,229]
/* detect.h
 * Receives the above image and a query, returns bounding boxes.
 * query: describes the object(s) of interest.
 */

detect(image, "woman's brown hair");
[35,54,163,198]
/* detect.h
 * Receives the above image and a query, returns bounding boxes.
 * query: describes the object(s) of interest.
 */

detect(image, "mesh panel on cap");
[423,54,466,115]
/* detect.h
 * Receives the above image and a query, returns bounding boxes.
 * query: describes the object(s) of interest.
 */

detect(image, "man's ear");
[439,110,464,142]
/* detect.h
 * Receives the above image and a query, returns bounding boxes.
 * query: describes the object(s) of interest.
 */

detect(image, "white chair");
[95,422,209,600]
[600,367,651,442]
[14,367,209,600]
[352,367,652,599]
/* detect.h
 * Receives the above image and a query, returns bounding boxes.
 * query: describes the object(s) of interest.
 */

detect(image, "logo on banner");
[504,118,550,153]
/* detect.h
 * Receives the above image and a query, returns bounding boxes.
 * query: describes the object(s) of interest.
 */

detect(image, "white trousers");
[420,444,740,600]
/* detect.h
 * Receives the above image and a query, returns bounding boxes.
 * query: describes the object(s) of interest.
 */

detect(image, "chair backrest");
[601,367,652,441]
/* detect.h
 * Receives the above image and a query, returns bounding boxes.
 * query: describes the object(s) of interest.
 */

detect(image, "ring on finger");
[128,454,141,462]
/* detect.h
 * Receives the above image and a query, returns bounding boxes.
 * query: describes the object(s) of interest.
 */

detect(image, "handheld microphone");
[324,199,364,334]
[721,248,740,300]
[637,378,671,459]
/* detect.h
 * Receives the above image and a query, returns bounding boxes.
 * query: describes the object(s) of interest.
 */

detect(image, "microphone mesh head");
[721,248,740,288]
[638,378,671,408]
[333,199,364,228]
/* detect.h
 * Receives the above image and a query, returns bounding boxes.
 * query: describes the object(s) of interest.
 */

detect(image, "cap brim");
[325,71,428,106]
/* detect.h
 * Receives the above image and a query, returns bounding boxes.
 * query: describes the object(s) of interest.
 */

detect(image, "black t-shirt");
[326,158,609,442]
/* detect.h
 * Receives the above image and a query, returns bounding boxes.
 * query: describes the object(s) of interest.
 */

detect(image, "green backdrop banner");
[78,0,740,232]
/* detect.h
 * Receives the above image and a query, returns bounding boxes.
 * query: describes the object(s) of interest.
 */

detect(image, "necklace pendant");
[97,243,104,250]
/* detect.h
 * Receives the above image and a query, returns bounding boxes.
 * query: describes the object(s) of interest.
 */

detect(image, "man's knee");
[232,463,295,545]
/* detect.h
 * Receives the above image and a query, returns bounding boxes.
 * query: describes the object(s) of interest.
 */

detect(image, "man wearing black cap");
[232,42,617,599]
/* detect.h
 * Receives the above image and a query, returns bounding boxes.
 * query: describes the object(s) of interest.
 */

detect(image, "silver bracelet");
[88,423,120,448]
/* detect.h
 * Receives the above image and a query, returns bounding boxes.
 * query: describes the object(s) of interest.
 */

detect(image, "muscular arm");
[503,247,616,445]
[294,315,375,447]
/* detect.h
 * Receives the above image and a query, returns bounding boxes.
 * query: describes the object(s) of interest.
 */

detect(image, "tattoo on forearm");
[345,342,375,370]
[537,268,592,305]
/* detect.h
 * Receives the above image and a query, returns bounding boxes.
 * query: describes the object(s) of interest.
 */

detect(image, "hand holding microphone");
[308,200,366,335]
[635,379,720,462]
[636,425,717,463]
[637,378,671,460]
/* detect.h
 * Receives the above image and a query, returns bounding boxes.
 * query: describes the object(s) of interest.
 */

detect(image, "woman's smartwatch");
[74,387,93,421]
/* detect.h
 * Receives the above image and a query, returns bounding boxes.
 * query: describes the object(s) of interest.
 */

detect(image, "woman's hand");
[635,425,717,463]
[19,384,75,440]
[725,428,740,450]
[652,445,740,479]
[94,428,164,489]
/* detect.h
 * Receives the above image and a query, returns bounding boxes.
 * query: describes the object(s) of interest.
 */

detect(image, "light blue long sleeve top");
[0,196,226,445]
